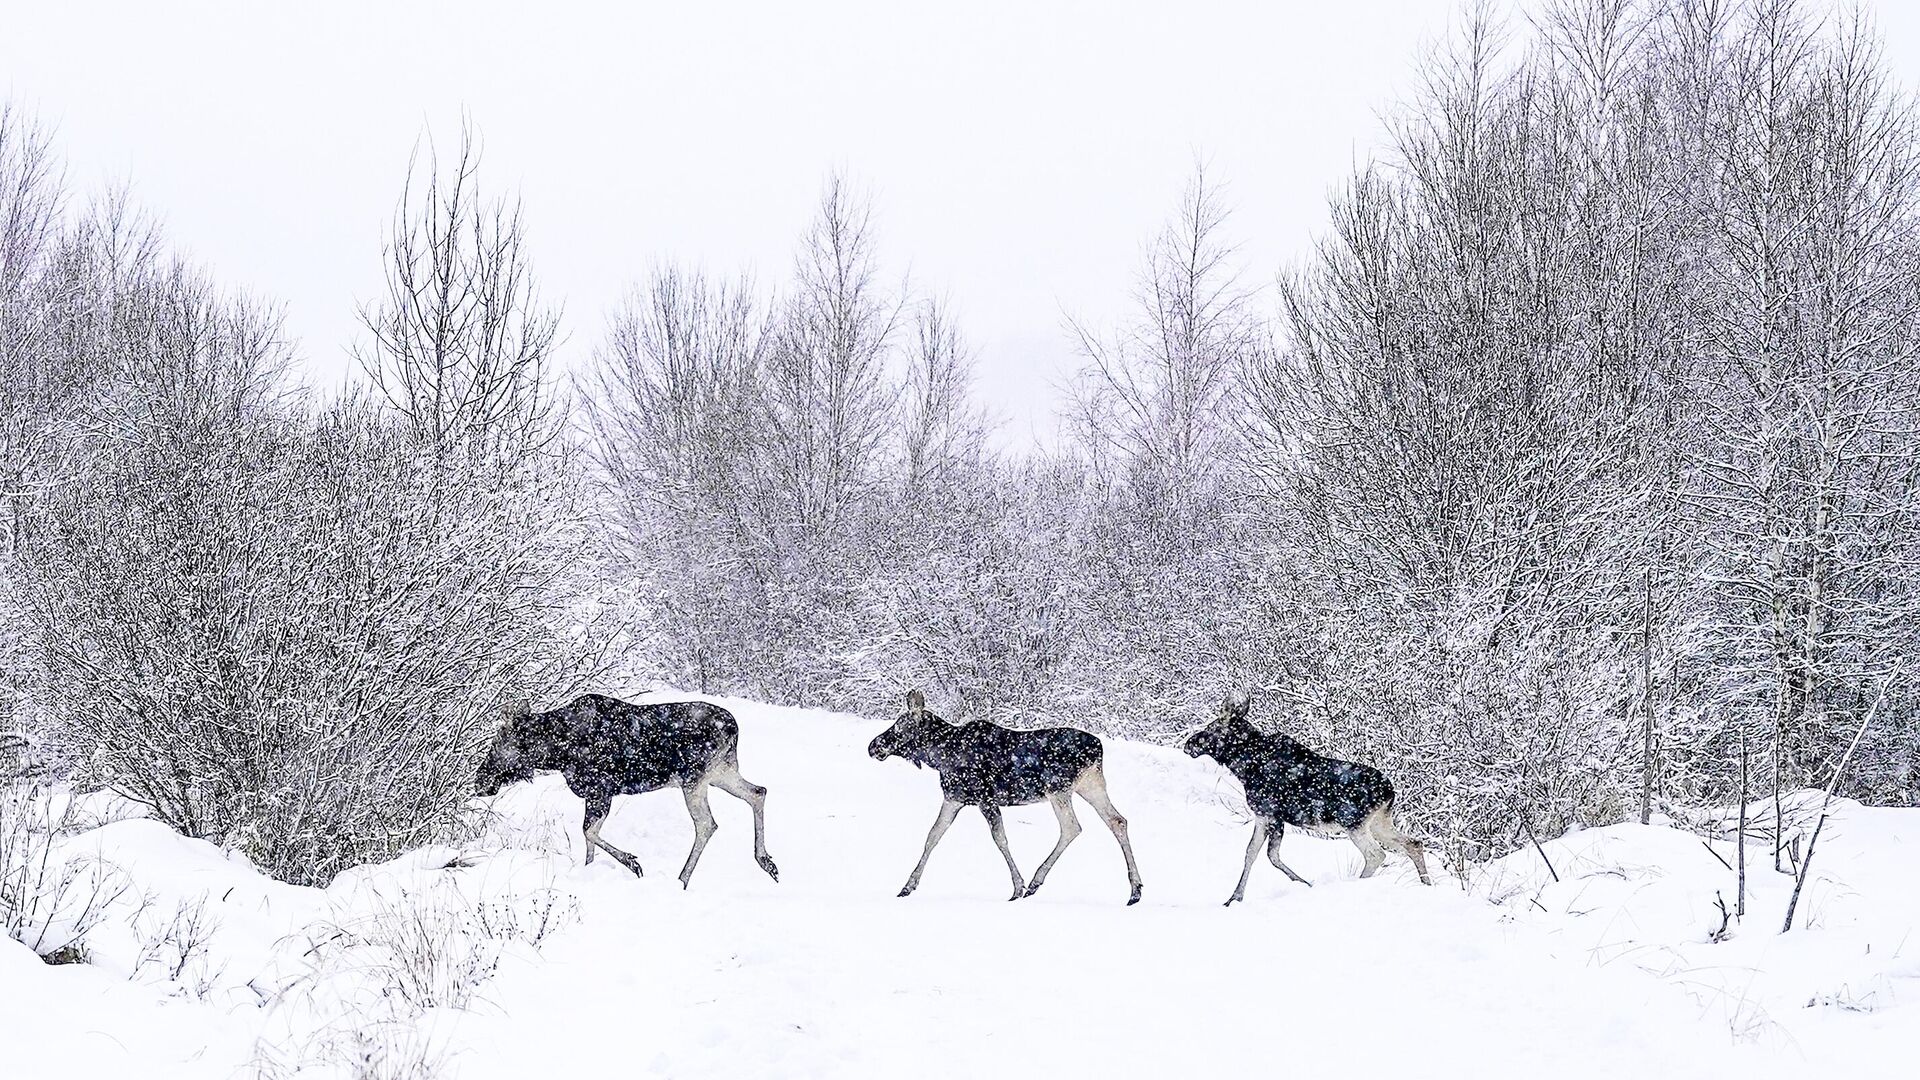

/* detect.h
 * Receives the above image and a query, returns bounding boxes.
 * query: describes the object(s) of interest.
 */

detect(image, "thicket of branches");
[1245,0,1920,862]
[3,0,1917,887]
[584,0,1920,867]
[0,120,609,886]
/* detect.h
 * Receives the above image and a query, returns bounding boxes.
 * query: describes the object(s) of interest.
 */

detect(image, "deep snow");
[3,692,1914,1078]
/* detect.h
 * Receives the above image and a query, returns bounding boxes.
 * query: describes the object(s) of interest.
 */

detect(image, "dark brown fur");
[477,694,779,887]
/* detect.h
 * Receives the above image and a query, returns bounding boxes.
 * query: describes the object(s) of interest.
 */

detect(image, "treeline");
[2,0,1916,886]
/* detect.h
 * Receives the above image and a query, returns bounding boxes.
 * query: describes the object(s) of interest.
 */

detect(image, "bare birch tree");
[763,173,902,539]
[901,296,989,498]
[353,121,559,472]
[1069,164,1257,520]
[584,265,775,693]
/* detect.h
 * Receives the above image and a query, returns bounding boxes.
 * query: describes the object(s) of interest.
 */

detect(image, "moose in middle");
[1184,690,1431,904]
[868,690,1144,905]
[475,694,780,889]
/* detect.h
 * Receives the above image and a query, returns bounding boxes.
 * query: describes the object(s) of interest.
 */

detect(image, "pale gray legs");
[898,797,964,897]
[1363,805,1432,885]
[980,804,1026,900]
[578,759,780,888]
[1225,818,1314,906]
[582,795,645,877]
[1226,820,1269,906]
[1349,822,1387,879]
[1267,823,1312,885]
[900,765,1142,906]
[1021,791,1082,899]
[710,760,780,881]
[1073,763,1143,905]
[678,780,719,887]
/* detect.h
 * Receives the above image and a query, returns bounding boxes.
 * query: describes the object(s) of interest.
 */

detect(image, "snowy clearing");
[4,693,1913,1079]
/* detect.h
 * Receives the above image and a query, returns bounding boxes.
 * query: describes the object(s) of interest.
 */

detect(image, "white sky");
[7,0,1919,446]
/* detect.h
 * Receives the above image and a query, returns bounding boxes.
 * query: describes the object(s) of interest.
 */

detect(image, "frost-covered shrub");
[252,873,577,1079]
[250,1020,451,1080]
[17,385,603,886]
[129,892,225,998]
[0,782,129,957]
[1266,620,1640,876]
[293,877,578,1015]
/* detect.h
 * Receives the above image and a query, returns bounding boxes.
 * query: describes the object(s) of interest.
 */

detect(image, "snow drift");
[2,692,1913,1079]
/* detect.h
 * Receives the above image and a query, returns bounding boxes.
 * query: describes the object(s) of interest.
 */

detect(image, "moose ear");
[1223,689,1251,721]
[906,689,926,719]
[499,699,530,730]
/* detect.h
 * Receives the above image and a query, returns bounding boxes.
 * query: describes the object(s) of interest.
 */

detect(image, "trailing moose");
[475,694,779,888]
[1183,690,1430,904]
[867,689,1143,905]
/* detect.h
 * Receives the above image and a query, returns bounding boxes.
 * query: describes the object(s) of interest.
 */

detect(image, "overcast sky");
[7,0,1919,446]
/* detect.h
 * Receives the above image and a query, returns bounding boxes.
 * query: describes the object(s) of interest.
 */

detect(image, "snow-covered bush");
[128,892,225,998]
[0,782,129,957]
[252,871,579,1078]
[291,876,578,1016]
[16,389,601,886]
[0,119,622,887]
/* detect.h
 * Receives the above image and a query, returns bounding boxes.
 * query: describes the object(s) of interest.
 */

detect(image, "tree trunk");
[1640,565,1656,824]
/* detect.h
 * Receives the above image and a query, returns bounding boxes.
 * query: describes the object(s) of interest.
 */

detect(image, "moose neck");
[909,714,965,770]
[515,707,574,770]
[1214,720,1276,776]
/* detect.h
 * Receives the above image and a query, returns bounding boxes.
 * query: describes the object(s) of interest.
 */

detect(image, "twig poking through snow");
[1780,663,1902,934]
[1710,890,1732,943]
[1520,806,1559,884]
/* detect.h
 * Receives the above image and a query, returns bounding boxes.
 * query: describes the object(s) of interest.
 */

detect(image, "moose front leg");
[899,798,964,897]
[1021,791,1082,899]
[677,780,719,888]
[1225,820,1270,906]
[583,795,645,877]
[1266,822,1312,886]
[980,804,1026,900]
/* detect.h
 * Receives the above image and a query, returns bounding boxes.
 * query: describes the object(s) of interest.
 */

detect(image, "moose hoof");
[1127,889,1142,907]
[897,886,914,898]
[758,856,780,882]
[1021,882,1042,899]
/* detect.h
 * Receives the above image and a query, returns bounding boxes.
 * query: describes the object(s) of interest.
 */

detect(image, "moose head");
[1182,689,1255,762]
[867,689,941,767]
[474,700,541,797]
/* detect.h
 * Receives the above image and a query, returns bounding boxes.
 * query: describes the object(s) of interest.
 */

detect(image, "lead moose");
[475,695,780,888]
[1184,690,1430,903]
[868,690,1144,904]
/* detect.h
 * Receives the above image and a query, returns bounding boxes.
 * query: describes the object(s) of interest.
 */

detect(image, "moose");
[867,690,1143,905]
[1183,690,1430,904]
[475,694,779,888]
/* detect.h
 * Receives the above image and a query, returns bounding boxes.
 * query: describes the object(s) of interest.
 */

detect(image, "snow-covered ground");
[3,693,1914,1078]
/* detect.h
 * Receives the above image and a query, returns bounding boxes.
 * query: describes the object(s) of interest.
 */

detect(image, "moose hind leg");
[1022,791,1082,899]
[1073,763,1143,905]
[1265,822,1313,887]
[899,798,964,897]
[710,762,779,882]
[1349,822,1387,879]
[980,805,1026,901]
[1371,806,1432,885]
[1227,820,1270,906]
[677,780,719,888]
[583,796,644,877]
